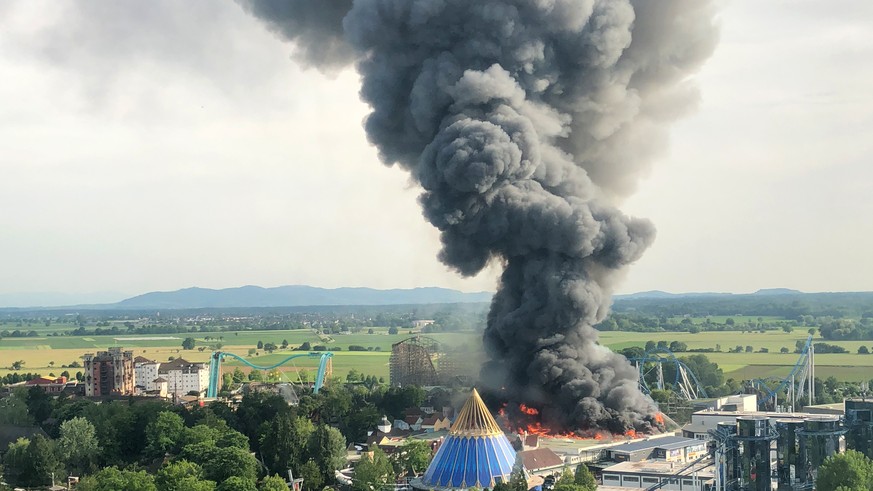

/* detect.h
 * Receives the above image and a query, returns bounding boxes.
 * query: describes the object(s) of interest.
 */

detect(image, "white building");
[159,358,210,399]
[133,356,162,392]
[601,459,714,490]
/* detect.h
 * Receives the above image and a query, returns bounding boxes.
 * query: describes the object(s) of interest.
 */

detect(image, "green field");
[3,328,873,383]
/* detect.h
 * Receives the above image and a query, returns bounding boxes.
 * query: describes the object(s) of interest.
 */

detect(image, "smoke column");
[242,0,718,432]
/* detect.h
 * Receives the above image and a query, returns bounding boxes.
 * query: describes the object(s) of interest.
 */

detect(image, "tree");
[352,448,395,491]
[393,439,432,477]
[261,413,315,476]
[781,347,790,354]
[860,346,870,355]
[816,450,873,490]
[257,340,264,349]
[574,464,597,491]
[281,339,289,349]
[58,416,101,476]
[77,467,157,491]
[298,341,312,351]
[388,327,399,335]
[183,337,196,350]
[11,359,24,370]
[20,434,64,488]
[230,367,247,384]
[308,424,347,483]
[264,342,278,353]
[26,385,53,422]
[0,388,32,425]
[260,475,291,491]
[145,411,186,458]
[200,446,260,483]
[298,459,324,491]
[745,345,754,353]
[1,437,31,486]
[217,476,258,491]
[783,325,793,333]
[155,460,216,491]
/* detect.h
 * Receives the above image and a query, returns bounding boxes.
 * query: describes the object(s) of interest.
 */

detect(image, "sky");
[0,1,871,306]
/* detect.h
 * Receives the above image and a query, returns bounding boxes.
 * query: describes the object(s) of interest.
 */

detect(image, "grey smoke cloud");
[244,0,718,432]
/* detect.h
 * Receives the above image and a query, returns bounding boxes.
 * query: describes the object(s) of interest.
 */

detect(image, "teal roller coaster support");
[206,351,333,398]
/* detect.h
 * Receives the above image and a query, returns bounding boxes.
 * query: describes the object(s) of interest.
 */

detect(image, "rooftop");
[603,459,714,478]
[608,436,700,454]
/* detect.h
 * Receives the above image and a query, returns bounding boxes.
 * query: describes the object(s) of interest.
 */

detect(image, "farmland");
[3,325,873,382]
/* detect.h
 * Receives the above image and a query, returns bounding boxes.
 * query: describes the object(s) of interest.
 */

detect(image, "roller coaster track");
[632,347,708,400]
[206,351,333,398]
[749,335,814,410]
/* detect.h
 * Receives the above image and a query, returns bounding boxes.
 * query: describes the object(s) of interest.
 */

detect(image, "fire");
[519,404,539,416]
[499,403,653,442]
[654,413,665,425]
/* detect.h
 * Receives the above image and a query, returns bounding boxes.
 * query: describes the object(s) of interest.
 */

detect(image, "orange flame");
[654,413,665,425]
[519,404,539,416]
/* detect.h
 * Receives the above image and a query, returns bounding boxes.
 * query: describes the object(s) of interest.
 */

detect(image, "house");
[133,356,162,393]
[25,376,70,395]
[420,414,451,433]
[158,358,209,399]
[517,447,565,476]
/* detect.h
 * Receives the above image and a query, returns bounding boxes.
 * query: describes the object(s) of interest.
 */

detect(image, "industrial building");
[601,459,714,490]
[605,436,707,464]
[83,347,134,397]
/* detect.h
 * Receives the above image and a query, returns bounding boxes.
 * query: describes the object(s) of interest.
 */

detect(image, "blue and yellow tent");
[418,388,516,490]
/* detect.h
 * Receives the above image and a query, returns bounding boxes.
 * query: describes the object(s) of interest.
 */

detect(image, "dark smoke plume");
[243,0,718,433]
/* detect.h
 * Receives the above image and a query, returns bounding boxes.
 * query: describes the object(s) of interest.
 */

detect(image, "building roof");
[134,356,156,364]
[25,377,58,385]
[517,448,563,471]
[419,389,516,490]
[607,436,699,455]
[524,434,539,448]
[602,459,714,478]
[153,377,167,383]
[0,424,48,452]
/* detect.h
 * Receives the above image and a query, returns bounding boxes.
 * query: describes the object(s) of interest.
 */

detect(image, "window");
[603,475,619,482]
[643,477,658,484]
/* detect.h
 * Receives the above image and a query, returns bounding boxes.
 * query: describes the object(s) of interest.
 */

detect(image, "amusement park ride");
[205,351,334,398]
[633,335,817,411]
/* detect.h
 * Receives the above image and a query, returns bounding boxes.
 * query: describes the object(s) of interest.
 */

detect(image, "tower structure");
[415,388,516,490]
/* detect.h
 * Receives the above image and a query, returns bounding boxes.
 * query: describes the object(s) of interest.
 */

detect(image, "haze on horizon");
[1,1,871,307]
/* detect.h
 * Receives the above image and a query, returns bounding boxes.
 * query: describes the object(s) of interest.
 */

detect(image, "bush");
[348,345,367,352]
[312,345,327,351]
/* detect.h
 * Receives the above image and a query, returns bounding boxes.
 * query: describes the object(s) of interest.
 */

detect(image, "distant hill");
[614,290,730,300]
[114,285,493,309]
[752,288,803,296]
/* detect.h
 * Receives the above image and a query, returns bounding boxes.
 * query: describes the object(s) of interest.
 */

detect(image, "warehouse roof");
[608,436,698,454]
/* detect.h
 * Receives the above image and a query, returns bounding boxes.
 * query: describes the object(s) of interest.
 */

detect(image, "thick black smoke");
[242,0,718,433]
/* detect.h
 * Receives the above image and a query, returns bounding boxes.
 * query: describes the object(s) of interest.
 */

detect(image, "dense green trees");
[146,411,186,458]
[392,439,432,477]
[155,461,216,491]
[58,416,101,476]
[77,467,158,491]
[183,337,196,350]
[351,448,395,491]
[816,450,873,490]
[259,475,291,491]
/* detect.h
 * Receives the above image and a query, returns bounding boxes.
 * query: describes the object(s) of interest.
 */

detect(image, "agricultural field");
[3,327,873,382]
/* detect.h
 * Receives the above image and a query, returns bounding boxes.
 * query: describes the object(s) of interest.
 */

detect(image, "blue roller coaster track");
[206,351,333,398]
[749,335,814,410]
[632,347,708,400]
